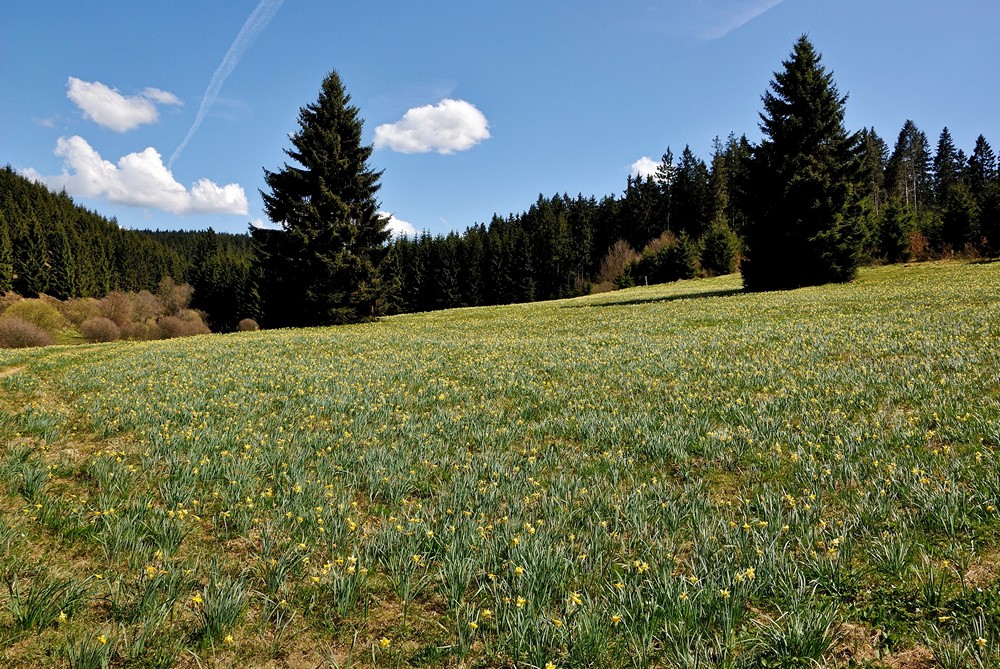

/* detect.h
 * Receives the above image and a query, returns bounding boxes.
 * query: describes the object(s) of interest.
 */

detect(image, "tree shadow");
[563,287,743,308]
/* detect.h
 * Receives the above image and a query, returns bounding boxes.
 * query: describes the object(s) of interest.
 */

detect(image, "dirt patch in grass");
[0,365,27,379]
[881,644,934,669]
[965,550,1000,588]
[834,621,881,665]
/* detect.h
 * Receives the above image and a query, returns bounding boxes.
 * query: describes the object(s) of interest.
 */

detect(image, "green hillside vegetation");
[0,261,998,667]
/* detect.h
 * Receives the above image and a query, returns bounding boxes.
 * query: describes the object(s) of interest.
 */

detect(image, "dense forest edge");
[3,112,999,338]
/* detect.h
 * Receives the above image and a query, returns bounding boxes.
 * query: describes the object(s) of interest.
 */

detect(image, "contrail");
[169,0,284,168]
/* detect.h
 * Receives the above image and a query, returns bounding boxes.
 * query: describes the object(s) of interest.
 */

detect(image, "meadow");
[1,260,999,668]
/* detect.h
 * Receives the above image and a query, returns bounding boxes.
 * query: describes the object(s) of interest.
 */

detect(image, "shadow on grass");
[564,287,744,308]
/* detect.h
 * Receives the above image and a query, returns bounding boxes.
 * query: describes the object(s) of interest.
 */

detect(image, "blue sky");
[3,1,998,236]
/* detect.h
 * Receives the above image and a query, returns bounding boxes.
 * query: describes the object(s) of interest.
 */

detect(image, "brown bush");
[642,231,678,255]
[906,232,932,262]
[80,316,121,343]
[597,240,639,286]
[131,290,164,323]
[158,314,210,339]
[61,297,102,326]
[3,299,68,334]
[122,321,164,341]
[157,277,193,315]
[100,291,133,327]
[237,318,260,332]
[0,317,55,348]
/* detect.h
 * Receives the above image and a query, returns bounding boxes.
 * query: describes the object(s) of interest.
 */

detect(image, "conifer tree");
[886,121,932,213]
[254,69,389,327]
[932,127,961,205]
[741,35,863,290]
[0,211,13,293]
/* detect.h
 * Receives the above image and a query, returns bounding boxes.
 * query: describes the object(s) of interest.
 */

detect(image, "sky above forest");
[4,1,998,236]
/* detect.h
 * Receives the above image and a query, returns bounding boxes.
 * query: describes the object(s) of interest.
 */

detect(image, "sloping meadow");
[1,261,999,667]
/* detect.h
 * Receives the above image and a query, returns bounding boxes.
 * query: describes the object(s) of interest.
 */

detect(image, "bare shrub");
[3,299,68,334]
[906,232,932,262]
[80,316,121,343]
[642,230,677,256]
[122,321,164,341]
[157,277,193,315]
[0,317,55,348]
[61,297,102,326]
[597,240,639,287]
[131,290,164,323]
[100,291,133,327]
[158,314,210,339]
[237,318,260,332]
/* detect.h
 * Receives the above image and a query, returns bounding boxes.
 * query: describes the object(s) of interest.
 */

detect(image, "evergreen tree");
[0,210,13,293]
[967,135,1000,253]
[254,70,389,327]
[856,127,889,258]
[886,120,932,213]
[701,218,740,276]
[875,200,912,263]
[932,127,961,205]
[671,145,712,239]
[741,35,863,290]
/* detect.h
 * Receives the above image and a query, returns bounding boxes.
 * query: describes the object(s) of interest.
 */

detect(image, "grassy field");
[1,261,999,668]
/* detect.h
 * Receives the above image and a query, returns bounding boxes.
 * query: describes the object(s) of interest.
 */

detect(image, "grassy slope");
[0,261,999,668]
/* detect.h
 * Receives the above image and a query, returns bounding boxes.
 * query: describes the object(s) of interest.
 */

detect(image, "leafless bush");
[597,240,639,286]
[642,230,678,255]
[237,318,260,332]
[60,297,102,326]
[3,299,68,334]
[157,277,193,315]
[158,313,210,338]
[131,290,164,323]
[80,316,121,343]
[100,291,133,327]
[0,317,55,348]
[122,321,164,341]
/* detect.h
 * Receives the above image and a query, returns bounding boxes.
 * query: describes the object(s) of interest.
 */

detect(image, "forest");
[2,119,999,328]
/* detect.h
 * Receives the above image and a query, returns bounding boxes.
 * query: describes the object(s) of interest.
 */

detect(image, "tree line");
[5,36,1000,330]
[0,165,257,331]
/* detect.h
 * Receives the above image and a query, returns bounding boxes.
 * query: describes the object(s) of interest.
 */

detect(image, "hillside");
[1,261,999,668]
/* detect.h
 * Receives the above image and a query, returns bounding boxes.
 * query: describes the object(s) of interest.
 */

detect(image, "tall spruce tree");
[254,69,389,327]
[886,120,932,213]
[741,35,863,290]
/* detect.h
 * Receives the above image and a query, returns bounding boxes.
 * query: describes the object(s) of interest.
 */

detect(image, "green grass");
[1,261,999,667]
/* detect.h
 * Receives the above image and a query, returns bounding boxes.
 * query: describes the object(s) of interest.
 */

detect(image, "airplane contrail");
[169,0,284,168]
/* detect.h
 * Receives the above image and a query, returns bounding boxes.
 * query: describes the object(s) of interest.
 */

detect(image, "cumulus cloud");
[379,211,417,237]
[67,77,181,132]
[30,135,247,215]
[630,156,660,180]
[374,99,490,154]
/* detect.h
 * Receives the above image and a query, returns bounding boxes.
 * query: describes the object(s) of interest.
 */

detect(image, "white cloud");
[31,135,248,215]
[142,87,182,106]
[379,211,417,237]
[630,156,660,180]
[66,77,181,132]
[374,99,490,154]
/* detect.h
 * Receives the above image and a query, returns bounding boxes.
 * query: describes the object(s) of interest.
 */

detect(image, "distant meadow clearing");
[1,261,999,668]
